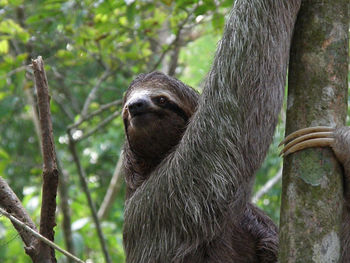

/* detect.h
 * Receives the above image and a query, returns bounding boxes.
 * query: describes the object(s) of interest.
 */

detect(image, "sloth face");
[122,86,190,159]
[123,88,188,128]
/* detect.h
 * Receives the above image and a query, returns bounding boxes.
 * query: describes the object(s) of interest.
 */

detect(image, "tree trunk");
[279,0,349,262]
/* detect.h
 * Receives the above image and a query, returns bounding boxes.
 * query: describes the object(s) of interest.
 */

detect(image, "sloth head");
[123,72,199,162]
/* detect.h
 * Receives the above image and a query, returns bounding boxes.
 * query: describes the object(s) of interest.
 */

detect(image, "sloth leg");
[242,204,278,263]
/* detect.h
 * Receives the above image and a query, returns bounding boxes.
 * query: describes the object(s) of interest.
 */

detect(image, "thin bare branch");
[0,208,85,263]
[57,163,75,262]
[77,110,121,141]
[51,68,82,115]
[167,37,182,77]
[67,133,112,263]
[98,153,125,220]
[151,11,193,72]
[252,166,283,204]
[81,70,112,118]
[51,91,76,121]
[1,65,28,78]
[24,83,43,152]
[69,99,122,130]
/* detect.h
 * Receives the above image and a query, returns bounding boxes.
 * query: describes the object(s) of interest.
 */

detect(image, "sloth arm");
[123,1,301,262]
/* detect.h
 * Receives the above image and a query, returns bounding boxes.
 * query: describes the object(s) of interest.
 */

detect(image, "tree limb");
[98,153,124,220]
[68,99,122,130]
[57,162,75,262]
[77,110,121,142]
[251,166,282,204]
[67,132,112,263]
[279,0,348,260]
[81,70,112,118]
[32,56,59,263]
[24,79,43,153]
[0,176,38,258]
[51,91,76,121]
[150,10,193,72]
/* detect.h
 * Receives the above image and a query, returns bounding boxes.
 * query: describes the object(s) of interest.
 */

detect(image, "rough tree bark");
[33,56,59,263]
[279,0,349,262]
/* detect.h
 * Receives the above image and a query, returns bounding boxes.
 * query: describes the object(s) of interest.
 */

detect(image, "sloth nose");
[128,99,149,116]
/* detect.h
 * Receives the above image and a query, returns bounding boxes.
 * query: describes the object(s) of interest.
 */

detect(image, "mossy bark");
[279,1,349,262]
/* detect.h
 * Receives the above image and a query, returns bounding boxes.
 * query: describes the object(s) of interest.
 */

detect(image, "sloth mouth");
[129,111,161,127]
[130,111,155,119]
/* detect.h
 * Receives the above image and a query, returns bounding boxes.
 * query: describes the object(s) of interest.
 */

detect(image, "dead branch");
[32,56,59,262]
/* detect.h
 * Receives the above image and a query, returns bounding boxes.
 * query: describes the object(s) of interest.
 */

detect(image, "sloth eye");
[157,96,167,105]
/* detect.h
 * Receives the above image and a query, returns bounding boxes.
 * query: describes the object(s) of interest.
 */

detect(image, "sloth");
[121,1,301,262]
[120,0,350,262]
[122,71,279,262]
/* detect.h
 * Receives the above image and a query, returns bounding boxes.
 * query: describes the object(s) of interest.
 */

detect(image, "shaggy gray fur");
[124,0,301,262]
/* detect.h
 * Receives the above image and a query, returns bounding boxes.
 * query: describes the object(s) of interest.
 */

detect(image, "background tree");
[279,0,349,261]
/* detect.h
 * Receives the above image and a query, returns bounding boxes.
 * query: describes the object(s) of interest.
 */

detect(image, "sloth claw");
[279,126,335,157]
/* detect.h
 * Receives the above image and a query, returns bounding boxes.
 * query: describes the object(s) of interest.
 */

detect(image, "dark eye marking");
[165,102,189,122]
[152,96,188,122]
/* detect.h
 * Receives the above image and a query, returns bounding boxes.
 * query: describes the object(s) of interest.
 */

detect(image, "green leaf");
[0,0,7,6]
[212,12,224,32]
[0,40,9,54]
[8,0,23,6]
[0,148,9,160]
[126,3,135,22]
[175,0,196,7]
[194,0,216,16]
[222,0,235,7]
[0,19,29,42]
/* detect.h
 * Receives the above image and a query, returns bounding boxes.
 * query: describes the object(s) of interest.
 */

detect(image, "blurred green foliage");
[0,0,348,262]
